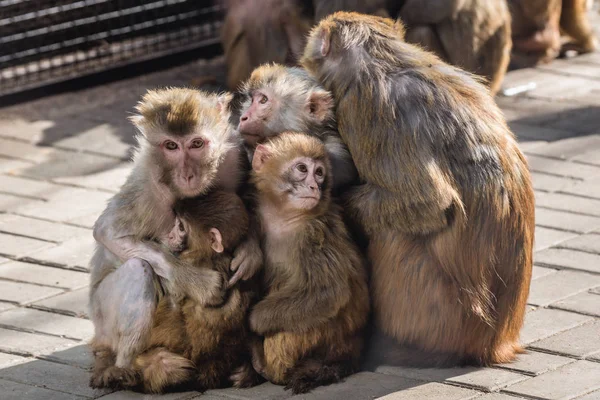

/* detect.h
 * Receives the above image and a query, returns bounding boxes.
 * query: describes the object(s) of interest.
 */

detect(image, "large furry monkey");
[249,133,369,393]
[398,0,512,95]
[302,12,535,366]
[89,88,262,388]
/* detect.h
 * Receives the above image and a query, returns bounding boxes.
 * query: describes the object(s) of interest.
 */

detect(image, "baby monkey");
[248,133,369,394]
[131,191,260,393]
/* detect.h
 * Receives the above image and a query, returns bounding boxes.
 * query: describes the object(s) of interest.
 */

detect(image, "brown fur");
[250,133,369,393]
[399,0,512,95]
[131,191,260,393]
[302,13,535,367]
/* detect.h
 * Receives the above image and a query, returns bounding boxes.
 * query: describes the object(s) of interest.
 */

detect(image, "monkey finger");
[228,267,245,288]
[230,256,242,272]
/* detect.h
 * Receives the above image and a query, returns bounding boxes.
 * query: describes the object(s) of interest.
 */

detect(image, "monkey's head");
[130,88,236,199]
[301,12,406,88]
[174,191,249,258]
[238,64,334,146]
[252,133,330,213]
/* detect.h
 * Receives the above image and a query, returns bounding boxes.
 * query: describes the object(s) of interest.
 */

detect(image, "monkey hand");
[229,237,263,288]
[203,269,227,307]
[249,303,277,335]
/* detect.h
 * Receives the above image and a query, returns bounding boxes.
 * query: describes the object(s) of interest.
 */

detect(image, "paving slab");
[0,192,40,212]
[530,320,600,358]
[0,232,54,258]
[0,156,37,174]
[532,265,559,280]
[510,122,572,141]
[0,327,77,356]
[503,360,600,400]
[535,192,600,217]
[0,119,56,143]
[535,208,600,233]
[534,227,578,251]
[0,261,89,289]
[208,382,292,400]
[525,134,600,160]
[0,377,86,400]
[0,175,64,200]
[0,352,31,368]
[103,391,202,399]
[562,177,600,200]
[0,301,16,312]
[31,287,90,318]
[0,280,63,304]
[496,350,575,376]
[377,382,479,400]
[26,235,96,270]
[572,148,600,167]
[530,172,580,192]
[520,308,593,345]
[535,248,600,274]
[0,214,90,243]
[526,154,600,180]
[527,270,600,306]
[53,123,133,160]
[38,344,93,371]
[573,391,600,400]
[0,308,93,340]
[53,164,131,193]
[552,291,600,317]
[559,233,600,254]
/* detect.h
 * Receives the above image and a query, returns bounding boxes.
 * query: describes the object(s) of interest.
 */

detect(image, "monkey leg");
[478,23,512,95]
[404,25,449,61]
[560,0,598,54]
[134,347,195,394]
[261,332,318,385]
[89,258,158,389]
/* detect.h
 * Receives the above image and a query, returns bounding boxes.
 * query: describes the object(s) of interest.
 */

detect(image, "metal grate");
[0,0,224,96]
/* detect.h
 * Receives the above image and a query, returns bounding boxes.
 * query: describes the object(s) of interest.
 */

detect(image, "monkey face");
[238,88,280,145]
[281,157,326,210]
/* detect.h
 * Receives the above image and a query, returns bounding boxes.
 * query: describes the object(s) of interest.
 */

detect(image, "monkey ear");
[252,144,271,171]
[216,92,233,119]
[317,27,331,57]
[307,90,334,122]
[209,228,224,253]
[393,18,406,40]
[128,115,144,127]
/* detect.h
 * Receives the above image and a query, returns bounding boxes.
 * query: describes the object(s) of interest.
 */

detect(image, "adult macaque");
[302,13,534,366]
[509,0,597,67]
[237,64,357,192]
[313,0,389,20]
[398,0,512,95]
[89,88,262,388]
[248,133,369,393]
[221,0,311,90]
[129,191,260,393]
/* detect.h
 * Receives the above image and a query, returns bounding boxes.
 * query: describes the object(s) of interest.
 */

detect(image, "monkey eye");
[178,221,185,232]
[259,94,268,104]
[297,163,308,173]
[165,141,178,150]
[190,139,204,149]
[315,167,324,177]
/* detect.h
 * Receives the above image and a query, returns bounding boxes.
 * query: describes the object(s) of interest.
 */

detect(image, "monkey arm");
[324,135,358,192]
[400,0,465,24]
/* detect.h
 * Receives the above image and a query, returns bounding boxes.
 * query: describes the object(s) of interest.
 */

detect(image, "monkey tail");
[133,348,196,393]
[284,358,357,394]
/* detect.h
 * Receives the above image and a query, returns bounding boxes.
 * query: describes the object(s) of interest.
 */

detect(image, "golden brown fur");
[250,133,369,393]
[302,13,535,366]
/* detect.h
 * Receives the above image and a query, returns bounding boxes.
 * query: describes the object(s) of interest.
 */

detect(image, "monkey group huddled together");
[222,0,598,95]
[89,12,536,395]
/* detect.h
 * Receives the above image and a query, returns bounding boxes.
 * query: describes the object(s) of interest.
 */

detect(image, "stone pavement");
[1,52,600,400]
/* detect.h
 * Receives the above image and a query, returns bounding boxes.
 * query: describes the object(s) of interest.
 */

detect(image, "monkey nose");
[240,116,248,122]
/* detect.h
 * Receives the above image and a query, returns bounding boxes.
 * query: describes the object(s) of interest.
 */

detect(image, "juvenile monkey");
[237,64,357,192]
[302,13,534,366]
[89,88,262,389]
[249,133,369,394]
[129,191,260,393]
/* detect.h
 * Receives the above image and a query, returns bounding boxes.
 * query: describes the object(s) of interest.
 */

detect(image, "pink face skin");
[160,135,211,198]
[287,157,326,210]
[238,89,276,146]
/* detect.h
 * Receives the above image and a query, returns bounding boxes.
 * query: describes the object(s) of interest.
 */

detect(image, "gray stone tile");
[14,187,112,226]
[573,149,600,167]
[530,172,581,193]
[525,135,600,160]
[0,214,90,243]
[38,344,93,371]
[536,192,600,217]
[54,163,131,193]
[526,155,600,179]
[0,280,63,305]
[534,227,578,251]
[0,352,31,368]
[102,390,202,399]
[0,175,62,200]
[531,265,559,280]
[0,308,93,341]
[475,395,528,400]
[0,358,109,398]
[0,157,33,174]
[54,124,133,160]
[535,248,600,274]
[591,287,600,296]
[510,122,572,141]
[538,60,600,80]
[0,261,89,289]
[0,119,55,143]
[32,287,90,318]
[520,308,593,345]
[562,177,600,200]
[552,291,600,317]
[377,382,479,400]
[530,320,600,358]
[559,233,600,254]
[496,350,575,376]
[0,327,77,356]
[0,301,16,312]
[0,193,40,212]
[535,208,600,233]
[517,140,549,152]
[210,382,292,399]
[503,360,600,400]
[0,378,86,400]
[27,235,96,270]
[573,391,600,400]
[0,232,54,258]
[527,270,600,307]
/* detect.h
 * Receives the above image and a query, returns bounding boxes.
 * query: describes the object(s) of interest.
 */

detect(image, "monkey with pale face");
[236,64,357,194]
[89,88,263,389]
[247,133,369,394]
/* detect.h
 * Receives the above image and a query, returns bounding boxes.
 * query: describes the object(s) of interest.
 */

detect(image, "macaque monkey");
[313,0,389,20]
[397,0,512,95]
[89,88,262,389]
[509,0,597,67]
[237,64,357,192]
[128,191,260,393]
[221,0,312,90]
[302,13,534,366]
[249,133,369,393]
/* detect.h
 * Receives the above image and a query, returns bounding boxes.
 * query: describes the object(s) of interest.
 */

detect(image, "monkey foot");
[230,363,265,388]
[89,366,139,389]
[284,375,320,394]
